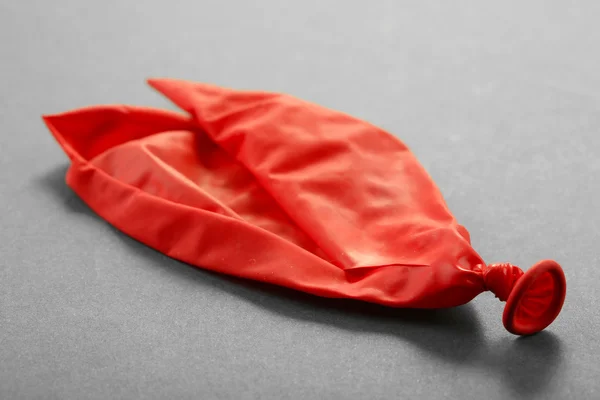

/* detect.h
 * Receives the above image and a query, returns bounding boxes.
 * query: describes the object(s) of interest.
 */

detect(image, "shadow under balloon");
[494,332,564,397]
[39,164,566,398]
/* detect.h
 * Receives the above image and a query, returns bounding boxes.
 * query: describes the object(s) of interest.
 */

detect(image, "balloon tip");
[146,77,164,88]
[41,114,58,127]
[502,260,566,336]
[147,77,180,87]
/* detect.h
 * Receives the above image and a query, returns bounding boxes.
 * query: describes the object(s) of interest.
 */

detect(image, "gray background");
[1,1,599,399]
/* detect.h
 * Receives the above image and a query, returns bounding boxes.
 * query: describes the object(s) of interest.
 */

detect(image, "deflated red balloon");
[42,78,566,335]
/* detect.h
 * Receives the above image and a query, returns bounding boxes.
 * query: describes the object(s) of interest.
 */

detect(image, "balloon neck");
[482,263,524,301]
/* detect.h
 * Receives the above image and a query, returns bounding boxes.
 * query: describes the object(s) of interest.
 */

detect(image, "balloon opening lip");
[502,260,566,336]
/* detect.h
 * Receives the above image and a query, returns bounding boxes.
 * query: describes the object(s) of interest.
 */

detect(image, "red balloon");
[43,78,566,335]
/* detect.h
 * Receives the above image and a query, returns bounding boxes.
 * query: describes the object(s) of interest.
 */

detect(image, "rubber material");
[503,260,567,335]
[41,78,566,334]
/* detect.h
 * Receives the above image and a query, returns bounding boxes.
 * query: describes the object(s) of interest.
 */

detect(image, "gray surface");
[1,1,599,399]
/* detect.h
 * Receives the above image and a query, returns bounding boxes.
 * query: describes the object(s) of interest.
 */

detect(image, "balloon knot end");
[483,263,524,301]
